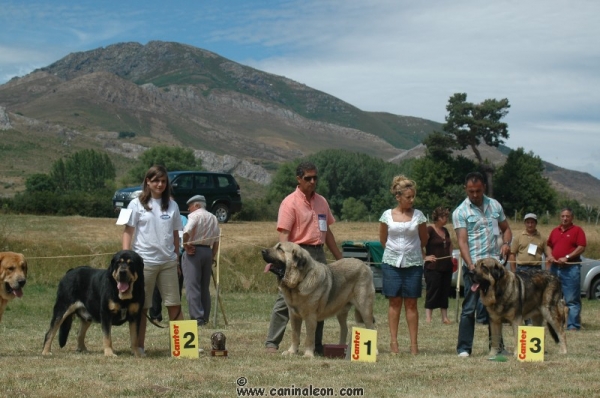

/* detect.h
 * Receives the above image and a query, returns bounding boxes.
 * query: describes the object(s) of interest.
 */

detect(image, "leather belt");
[299,243,324,248]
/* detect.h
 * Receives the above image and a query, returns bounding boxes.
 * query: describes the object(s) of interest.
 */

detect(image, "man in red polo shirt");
[546,207,587,331]
[264,161,343,355]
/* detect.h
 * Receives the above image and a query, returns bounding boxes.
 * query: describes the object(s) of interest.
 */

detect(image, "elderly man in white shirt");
[182,195,220,326]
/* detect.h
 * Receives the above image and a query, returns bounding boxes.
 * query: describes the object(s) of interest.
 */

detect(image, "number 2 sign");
[170,320,199,359]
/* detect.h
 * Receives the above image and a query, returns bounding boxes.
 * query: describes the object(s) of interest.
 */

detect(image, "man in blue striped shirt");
[453,172,512,357]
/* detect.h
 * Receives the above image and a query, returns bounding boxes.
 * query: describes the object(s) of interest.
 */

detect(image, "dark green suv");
[112,171,242,223]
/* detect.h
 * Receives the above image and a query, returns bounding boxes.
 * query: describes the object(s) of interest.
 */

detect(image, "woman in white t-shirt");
[379,175,428,356]
[122,165,184,356]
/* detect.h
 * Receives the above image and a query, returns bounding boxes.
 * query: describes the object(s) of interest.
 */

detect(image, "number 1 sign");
[349,326,377,362]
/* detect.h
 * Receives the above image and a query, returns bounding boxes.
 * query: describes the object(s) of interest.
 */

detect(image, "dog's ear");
[111,252,121,270]
[0,254,5,279]
[135,252,144,268]
[490,261,505,281]
[293,248,308,269]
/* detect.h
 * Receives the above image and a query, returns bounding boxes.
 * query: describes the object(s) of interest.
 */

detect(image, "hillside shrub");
[11,190,114,217]
[232,198,278,222]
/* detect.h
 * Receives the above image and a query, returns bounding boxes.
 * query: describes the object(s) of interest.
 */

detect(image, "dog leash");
[147,314,168,328]
[146,307,182,329]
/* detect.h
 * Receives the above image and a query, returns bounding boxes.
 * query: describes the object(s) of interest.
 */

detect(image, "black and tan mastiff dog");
[0,252,27,323]
[470,258,567,356]
[42,250,145,357]
[262,242,375,357]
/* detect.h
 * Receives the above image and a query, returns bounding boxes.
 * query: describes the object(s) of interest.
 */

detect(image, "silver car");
[580,256,600,299]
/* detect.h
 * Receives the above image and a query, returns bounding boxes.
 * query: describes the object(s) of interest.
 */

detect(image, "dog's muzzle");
[5,279,26,297]
[116,264,132,293]
[261,250,286,279]
[263,262,286,279]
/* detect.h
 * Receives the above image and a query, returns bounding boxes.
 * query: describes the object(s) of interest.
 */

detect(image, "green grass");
[2,216,600,397]
[4,289,600,397]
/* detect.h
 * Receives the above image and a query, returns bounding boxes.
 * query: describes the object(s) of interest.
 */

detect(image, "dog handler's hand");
[500,243,510,259]
[184,243,195,256]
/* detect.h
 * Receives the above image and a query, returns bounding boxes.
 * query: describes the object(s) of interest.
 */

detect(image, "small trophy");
[210,332,227,357]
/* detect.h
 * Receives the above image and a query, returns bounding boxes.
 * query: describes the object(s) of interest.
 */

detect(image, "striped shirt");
[452,195,506,262]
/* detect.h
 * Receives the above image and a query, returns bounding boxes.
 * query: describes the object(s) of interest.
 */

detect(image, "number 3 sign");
[170,320,199,359]
[517,326,545,362]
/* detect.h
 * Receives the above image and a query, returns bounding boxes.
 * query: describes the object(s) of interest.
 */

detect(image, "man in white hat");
[509,213,546,272]
[182,195,220,326]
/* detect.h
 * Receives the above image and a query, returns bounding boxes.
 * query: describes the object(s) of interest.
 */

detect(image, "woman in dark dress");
[424,207,454,324]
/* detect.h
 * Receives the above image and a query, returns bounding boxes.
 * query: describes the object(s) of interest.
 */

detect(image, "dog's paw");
[103,348,117,357]
[303,351,315,358]
[282,349,296,356]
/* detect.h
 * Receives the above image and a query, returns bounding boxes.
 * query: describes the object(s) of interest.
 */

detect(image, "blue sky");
[1,0,599,180]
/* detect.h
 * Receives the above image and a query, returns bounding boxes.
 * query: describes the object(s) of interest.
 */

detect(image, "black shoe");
[314,345,324,356]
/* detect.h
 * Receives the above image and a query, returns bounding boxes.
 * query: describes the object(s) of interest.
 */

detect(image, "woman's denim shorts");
[380,262,423,298]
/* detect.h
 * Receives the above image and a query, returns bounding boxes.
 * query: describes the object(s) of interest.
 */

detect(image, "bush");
[12,189,115,217]
[118,131,136,139]
[232,198,278,222]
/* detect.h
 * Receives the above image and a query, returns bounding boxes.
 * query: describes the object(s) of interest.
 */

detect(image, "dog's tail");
[548,298,569,344]
[548,323,560,343]
[58,315,73,348]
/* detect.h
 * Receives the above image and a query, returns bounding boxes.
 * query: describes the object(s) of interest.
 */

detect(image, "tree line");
[2,146,202,217]
[1,93,596,223]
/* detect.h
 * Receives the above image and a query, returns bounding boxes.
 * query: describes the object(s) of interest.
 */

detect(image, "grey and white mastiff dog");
[262,242,375,357]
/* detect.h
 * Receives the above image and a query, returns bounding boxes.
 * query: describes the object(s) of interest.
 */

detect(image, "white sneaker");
[458,351,470,357]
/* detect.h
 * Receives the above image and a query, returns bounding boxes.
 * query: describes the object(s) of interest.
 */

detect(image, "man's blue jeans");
[550,264,581,330]
[457,265,504,354]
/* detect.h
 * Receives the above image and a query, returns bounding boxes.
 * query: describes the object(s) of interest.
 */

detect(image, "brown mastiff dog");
[470,258,567,357]
[0,252,27,323]
[262,242,375,357]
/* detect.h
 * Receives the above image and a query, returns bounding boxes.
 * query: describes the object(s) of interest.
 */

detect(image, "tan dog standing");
[262,242,375,357]
[0,252,28,323]
[470,258,567,356]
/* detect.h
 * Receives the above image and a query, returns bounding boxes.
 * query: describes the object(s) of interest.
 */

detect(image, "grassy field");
[1,216,600,397]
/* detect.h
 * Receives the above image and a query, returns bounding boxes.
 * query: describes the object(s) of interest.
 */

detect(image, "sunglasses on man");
[302,175,318,182]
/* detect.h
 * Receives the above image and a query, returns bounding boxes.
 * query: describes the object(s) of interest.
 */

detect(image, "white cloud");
[0,0,598,178]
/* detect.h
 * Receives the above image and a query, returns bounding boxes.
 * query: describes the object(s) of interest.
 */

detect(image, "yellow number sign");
[170,320,199,359]
[349,326,377,362]
[517,326,544,362]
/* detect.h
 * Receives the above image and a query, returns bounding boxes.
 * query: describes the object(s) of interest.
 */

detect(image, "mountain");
[0,40,599,207]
